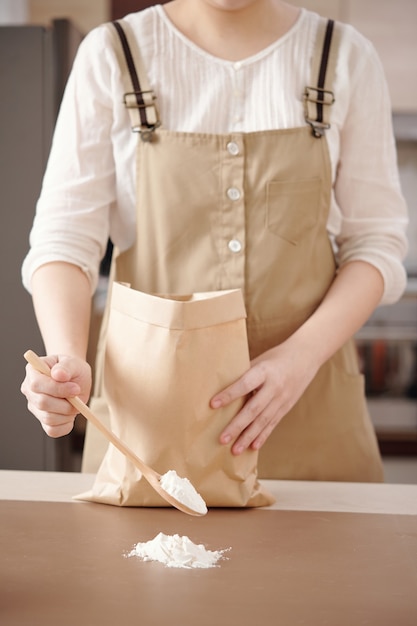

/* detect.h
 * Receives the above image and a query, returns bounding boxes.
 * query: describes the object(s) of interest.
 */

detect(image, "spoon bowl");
[24,350,206,517]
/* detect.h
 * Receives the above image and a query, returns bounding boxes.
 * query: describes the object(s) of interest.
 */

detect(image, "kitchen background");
[1,0,416,482]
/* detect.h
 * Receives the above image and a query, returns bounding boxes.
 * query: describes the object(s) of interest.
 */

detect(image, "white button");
[227,141,239,156]
[228,239,242,253]
[234,62,242,71]
[227,187,241,201]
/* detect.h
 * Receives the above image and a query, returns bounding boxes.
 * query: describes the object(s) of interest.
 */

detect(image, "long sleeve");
[332,29,408,304]
[21,27,120,294]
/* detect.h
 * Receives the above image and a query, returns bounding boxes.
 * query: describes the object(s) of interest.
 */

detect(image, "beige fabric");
[80,284,274,507]
[82,17,383,483]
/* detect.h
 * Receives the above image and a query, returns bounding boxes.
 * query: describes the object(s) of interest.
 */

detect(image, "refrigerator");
[0,20,83,470]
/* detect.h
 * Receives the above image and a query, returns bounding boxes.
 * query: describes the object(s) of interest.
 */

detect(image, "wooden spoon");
[24,350,206,517]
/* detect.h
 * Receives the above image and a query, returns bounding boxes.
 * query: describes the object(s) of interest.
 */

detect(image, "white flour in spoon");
[159,469,208,515]
[126,532,230,569]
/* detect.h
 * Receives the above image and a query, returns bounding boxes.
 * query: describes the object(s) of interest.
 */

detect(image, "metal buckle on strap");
[304,86,335,107]
[131,121,161,142]
[305,119,331,138]
[123,90,160,141]
[123,90,157,109]
[303,86,335,138]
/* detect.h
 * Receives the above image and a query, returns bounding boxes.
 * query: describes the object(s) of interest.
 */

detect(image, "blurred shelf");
[356,327,417,342]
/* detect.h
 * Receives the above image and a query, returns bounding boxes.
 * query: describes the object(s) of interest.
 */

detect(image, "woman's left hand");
[211,339,319,455]
[211,261,385,455]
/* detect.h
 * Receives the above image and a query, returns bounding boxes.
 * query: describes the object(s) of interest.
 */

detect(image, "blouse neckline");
[155,4,306,69]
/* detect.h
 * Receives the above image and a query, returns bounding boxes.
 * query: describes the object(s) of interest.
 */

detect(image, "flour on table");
[159,469,208,515]
[126,532,230,569]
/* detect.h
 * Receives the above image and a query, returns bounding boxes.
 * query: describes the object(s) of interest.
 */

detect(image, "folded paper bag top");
[112,284,249,329]
[77,283,275,508]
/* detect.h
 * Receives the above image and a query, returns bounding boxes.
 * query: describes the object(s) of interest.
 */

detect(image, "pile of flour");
[126,471,228,569]
[159,469,208,515]
[127,532,230,569]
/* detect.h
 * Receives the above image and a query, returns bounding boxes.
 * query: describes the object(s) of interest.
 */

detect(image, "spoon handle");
[23,350,158,483]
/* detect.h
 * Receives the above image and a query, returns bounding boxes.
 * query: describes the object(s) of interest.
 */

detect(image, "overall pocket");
[266,178,322,245]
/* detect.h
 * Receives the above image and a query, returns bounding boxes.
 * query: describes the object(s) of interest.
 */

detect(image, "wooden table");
[1,471,416,626]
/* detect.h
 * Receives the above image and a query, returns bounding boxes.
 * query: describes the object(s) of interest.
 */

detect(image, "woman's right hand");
[21,354,92,438]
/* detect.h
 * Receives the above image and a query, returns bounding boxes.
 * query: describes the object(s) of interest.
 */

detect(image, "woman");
[21,0,408,481]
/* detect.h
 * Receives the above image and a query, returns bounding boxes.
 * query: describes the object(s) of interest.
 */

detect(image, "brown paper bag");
[77,282,274,508]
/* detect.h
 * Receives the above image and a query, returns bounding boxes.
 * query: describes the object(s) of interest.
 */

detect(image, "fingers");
[49,356,85,388]
[23,361,81,398]
[21,355,86,438]
[219,389,287,455]
[21,385,77,437]
[213,354,297,455]
[25,401,76,438]
[211,366,265,409]
[21,376,77,437]
[234,404,283,454]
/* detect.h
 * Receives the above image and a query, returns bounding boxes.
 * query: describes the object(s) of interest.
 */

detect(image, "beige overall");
[83,18,383,482]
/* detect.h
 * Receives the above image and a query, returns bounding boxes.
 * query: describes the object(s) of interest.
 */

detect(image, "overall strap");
[110,20,160,141]
[304,18,341,138]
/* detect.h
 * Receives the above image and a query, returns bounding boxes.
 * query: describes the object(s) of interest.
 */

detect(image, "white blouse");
[21,5,409,305]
